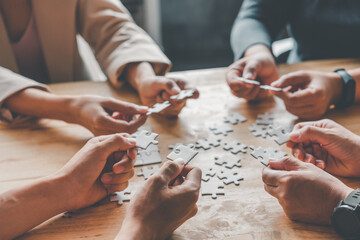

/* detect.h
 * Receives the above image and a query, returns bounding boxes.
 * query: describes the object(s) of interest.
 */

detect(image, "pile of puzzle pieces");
[110,109,292,204]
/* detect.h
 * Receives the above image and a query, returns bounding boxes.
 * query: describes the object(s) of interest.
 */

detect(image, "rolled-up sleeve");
[0,67,49,123]
[231,0,290,61]
[77,0,171,88]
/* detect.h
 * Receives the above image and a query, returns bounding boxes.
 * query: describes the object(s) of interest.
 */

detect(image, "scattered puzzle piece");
[132,130,158,149]
[169,143,195,150]
[201,180,225,199]
[134,144,162,166]
[170,89,195,100]
[110,187,132,205]
[201,167,216,182]
[255,112,274,125]
[167,144,199,165]
[214,154,242,169]
[217,170,244,185]
[268,126,291,145]
[137,166,160,180]
[209,124,233,136]
[249,124,269,138]
[224,112,247,125]
[196,136,222,150]
[223,141,247,154]
[250,147,287,166]
[146,101,171,115]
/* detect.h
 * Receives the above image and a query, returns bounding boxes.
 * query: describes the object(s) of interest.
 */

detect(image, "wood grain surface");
[1,59,360,239]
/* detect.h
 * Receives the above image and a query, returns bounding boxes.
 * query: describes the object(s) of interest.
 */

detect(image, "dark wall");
[161,0,243,71]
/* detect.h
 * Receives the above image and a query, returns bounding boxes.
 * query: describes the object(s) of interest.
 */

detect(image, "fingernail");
[174,158,185,166]
[290,132,300,140]
[102,174,112,183]
[244,72,253,79]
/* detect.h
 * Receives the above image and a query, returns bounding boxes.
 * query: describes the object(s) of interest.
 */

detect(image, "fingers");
[242,61,259,80]
[99,114,146,134]
[113,156,134,174]
[271,71,310,89]
[153,77,181,95]
[153,159,185,185]
[101,169,135,186]
[104,181,129,193]
[289,125,332,145]
[177,166,202,190]
[274,88,321,108]
[262,167,283,187]
[268,157,304,171]
[95,134,137,155]
[104,99,148,115]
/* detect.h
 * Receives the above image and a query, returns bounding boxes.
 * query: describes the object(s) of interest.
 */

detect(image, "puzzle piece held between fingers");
[250,146,287,166]
[217,170,244,186]
[110,187,132,205]
[134,144,162,166]
[209,124,233,136]
[223,141,248,154]
[214,154,242,169]
[224,112,247,125]
[268,126,291,145]
[146,101,171,115]
[167,144,199,165]
[201,180,225,199]
[132,130,159,149]
[201,167,216,182]
[170,89,195,100]
[137,166,160,180]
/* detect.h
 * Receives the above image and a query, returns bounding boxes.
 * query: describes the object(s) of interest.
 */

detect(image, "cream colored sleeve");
[0,67,49,123]
[77,0,172,88]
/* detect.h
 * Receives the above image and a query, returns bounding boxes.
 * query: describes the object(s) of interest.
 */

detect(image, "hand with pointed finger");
[286,119,360,177]
[271,71,343,120]
[137,76,199,117]
[68,95,148,136]
[262,157,353,225]
[116,159,202,240]
[56,133,138,210]
[226,44,279,101]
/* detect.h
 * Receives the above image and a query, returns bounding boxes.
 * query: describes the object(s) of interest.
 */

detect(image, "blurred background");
[122,0,243,71]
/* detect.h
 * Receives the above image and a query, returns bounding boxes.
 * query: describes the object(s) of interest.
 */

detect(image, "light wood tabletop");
[2,59,360,240]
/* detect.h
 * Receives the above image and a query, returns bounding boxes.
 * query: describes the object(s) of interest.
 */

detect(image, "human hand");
[67,95,147,136]
[57,133,137,210]
[262,157,353,225]
[137,76,199,117]
[286,119,360,177]
[117,160,201,240]
[271,71,343,119]
[226,44,279,101]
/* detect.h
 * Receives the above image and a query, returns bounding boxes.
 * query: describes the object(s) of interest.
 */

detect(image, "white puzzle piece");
[214,154,242,169]
[110,187,132,205]
[209,124,233,136]
[201,167,216,182]
[135,144,162,167]
[201,180,225,199]
[170,89,195,100]
[224,112,247,125]
[217,170,244,185]
[146,101,171,115]
[137,165,160,180]
[167,144,199,165]
[132,130,159,149]
[223,141,248,154]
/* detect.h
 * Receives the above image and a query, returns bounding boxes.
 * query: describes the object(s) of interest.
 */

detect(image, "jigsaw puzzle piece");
[201,181,225,199]
[217,170,244,186]
[110,187,132,205]
[170,89,195,100]
[268,126,290,145]
[201,167,216,182]
[255,112,274,125]
[132,130,159,149]
[223,141,247,154]
[134,144,162,166]
[224,112,247,125]
[137,166,160,180]
[146,101,171,115]
[209,124,233,136]
[249,124,269,138]
[167,144,199,165]
[214,154,242,169]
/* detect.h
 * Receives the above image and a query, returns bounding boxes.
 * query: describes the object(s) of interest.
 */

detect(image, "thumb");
[242,61,259,80]
[154,159,185,185]
[289,125,331,145]
[96,134,137,155]
[156,78,181,95]
[268,157,304,171]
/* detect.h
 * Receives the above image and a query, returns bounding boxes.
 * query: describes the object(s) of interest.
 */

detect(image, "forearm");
[244,44,273,58]
[115,219,155,240]
[347,68,360,103]
[125,62,156,92]
[3,88,75,123]
[0,175,71,239]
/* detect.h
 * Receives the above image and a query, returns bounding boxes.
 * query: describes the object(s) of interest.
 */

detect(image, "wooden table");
[2,59,360,240]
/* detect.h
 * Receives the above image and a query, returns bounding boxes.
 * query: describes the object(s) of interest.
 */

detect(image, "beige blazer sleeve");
[77,0,172,88]
[0,67,49,123]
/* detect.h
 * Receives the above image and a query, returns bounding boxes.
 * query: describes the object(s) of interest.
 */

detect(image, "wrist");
[327,72,343,105]
[116,218,157,240]
[125,62,156,92]
[244,44,273,59]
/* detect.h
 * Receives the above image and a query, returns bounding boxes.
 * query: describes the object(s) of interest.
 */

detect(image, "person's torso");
[288,0,360,62]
